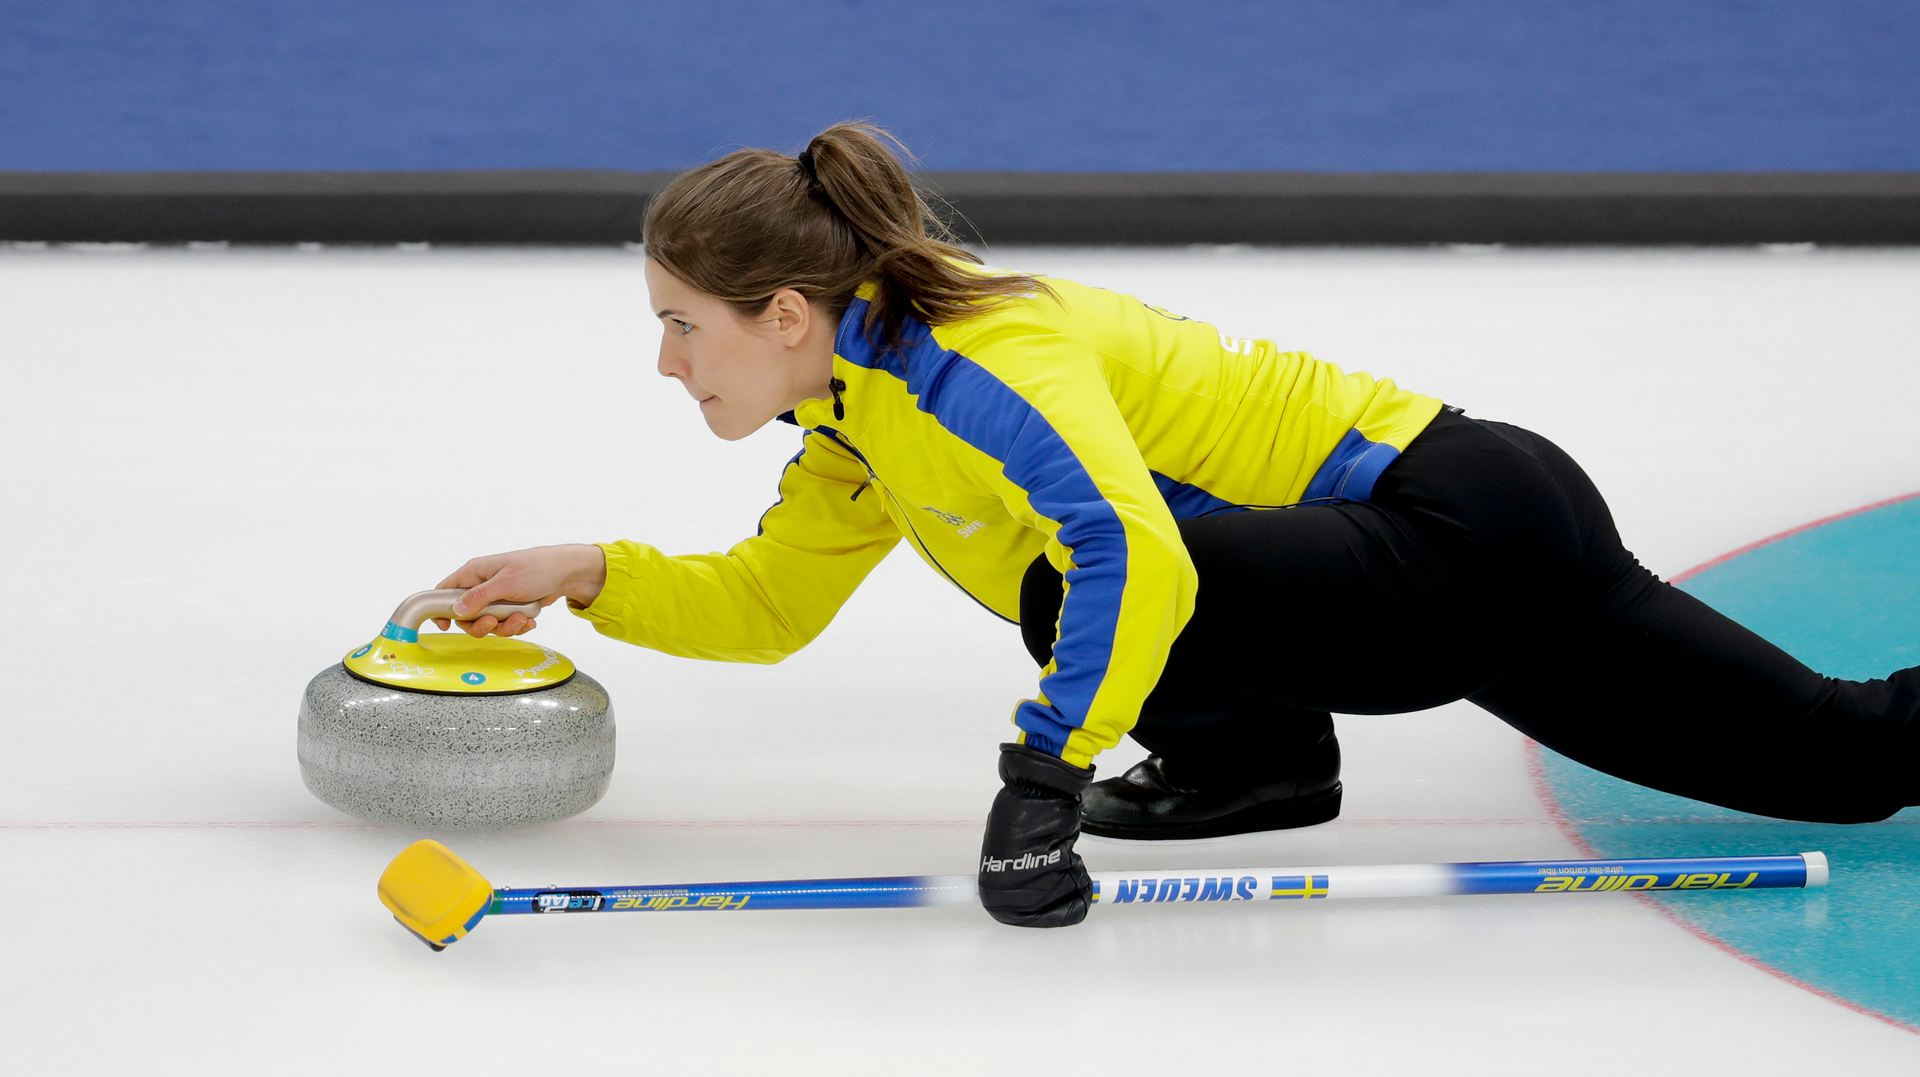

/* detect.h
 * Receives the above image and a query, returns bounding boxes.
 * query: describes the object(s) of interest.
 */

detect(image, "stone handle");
[388,589,544,631]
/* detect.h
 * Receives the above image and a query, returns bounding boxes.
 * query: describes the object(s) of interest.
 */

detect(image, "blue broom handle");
[485,852,1826,915]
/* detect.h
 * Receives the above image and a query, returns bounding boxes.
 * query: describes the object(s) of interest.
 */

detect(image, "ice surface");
[3,245,1917,1073]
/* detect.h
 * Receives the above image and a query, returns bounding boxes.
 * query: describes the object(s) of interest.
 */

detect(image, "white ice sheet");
[2,245,1916,1073]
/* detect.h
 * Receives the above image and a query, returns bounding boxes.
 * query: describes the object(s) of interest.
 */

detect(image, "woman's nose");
[657,340,685,380]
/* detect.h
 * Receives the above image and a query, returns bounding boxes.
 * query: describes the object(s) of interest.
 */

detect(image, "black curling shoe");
[1080,756,1343,841]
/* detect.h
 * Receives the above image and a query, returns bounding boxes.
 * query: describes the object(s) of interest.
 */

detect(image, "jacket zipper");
[816,426,1017,626]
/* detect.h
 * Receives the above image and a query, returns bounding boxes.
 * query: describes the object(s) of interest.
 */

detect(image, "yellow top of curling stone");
[342,589,576,694]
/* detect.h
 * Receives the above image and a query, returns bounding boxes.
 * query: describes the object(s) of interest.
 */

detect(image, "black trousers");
[1019,409,1920,824]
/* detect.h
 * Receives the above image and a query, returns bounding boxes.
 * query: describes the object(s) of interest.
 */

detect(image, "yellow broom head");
[377,839,494,951]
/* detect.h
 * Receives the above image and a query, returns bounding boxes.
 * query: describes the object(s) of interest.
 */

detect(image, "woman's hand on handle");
[433,543,608,638]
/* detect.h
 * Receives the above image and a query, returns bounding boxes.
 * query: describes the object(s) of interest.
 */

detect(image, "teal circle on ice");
[1537,495,1920,1029]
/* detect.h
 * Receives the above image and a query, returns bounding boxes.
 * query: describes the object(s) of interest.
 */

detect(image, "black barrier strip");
[2,171,1917,245]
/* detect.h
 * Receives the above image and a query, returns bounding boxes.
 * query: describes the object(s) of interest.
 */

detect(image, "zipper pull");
[829,377,847,421]
[850,476,873,502]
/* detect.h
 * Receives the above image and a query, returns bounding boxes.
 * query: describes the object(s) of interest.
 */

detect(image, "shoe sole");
[1081,782,1343,841]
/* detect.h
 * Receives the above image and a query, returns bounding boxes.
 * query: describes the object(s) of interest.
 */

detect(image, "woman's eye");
[673,319,693,335]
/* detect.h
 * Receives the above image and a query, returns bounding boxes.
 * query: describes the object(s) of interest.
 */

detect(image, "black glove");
[979,742,1095,927]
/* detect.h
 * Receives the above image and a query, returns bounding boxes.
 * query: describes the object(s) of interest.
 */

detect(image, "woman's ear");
[764,288,812,344]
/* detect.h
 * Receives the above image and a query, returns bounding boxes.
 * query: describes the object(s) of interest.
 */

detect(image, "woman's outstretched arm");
[444,429,900,662]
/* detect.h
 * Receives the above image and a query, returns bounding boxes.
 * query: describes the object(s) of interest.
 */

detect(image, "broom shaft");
[486,852,1825,915]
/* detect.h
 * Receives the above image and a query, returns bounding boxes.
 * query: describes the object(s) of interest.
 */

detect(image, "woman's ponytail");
[644,122,1051,350]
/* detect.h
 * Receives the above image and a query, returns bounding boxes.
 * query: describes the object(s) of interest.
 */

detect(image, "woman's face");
[645,258,830,441]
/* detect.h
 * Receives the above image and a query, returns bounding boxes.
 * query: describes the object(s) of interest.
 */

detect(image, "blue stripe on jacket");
[1301,427,1401,503]
[1151,471,1246,518]
[835,300,1127,757]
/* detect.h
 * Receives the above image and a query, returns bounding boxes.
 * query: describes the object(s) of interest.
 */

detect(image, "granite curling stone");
[298,589,615,830]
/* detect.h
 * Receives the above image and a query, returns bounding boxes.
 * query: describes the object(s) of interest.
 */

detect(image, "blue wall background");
[4,1,1917,172]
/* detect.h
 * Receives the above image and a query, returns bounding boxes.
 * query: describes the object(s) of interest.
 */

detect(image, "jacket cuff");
[999,741,1095,793]
[567,541,632,629]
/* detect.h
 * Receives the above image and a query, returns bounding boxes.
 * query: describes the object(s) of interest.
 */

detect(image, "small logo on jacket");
[1218,333,1256,355]
[922,505,987,537]
[981,849,1063,873]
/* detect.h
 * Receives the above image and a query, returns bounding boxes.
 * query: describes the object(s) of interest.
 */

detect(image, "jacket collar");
[791,297,878,431]
[791,352,861,432]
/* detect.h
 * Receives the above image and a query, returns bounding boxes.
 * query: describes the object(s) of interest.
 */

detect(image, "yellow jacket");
[576,275,1442,767]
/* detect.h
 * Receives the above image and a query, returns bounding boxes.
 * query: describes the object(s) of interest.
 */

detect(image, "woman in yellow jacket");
[439,124,1920,928]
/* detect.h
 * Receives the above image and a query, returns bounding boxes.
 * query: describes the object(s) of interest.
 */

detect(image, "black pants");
[1020,409,1920,824]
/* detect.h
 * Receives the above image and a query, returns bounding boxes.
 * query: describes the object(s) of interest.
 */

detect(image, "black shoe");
[1081,756,1342,840]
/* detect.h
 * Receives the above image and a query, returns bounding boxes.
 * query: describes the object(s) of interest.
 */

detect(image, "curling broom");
[376,839,1829,951]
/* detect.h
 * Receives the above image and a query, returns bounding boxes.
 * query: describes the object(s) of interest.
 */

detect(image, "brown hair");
[642,122,1052,351]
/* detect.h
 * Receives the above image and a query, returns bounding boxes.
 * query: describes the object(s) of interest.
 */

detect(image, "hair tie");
[797,147,821,186]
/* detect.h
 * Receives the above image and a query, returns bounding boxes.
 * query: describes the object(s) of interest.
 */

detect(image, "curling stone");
[298,589,615,830]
